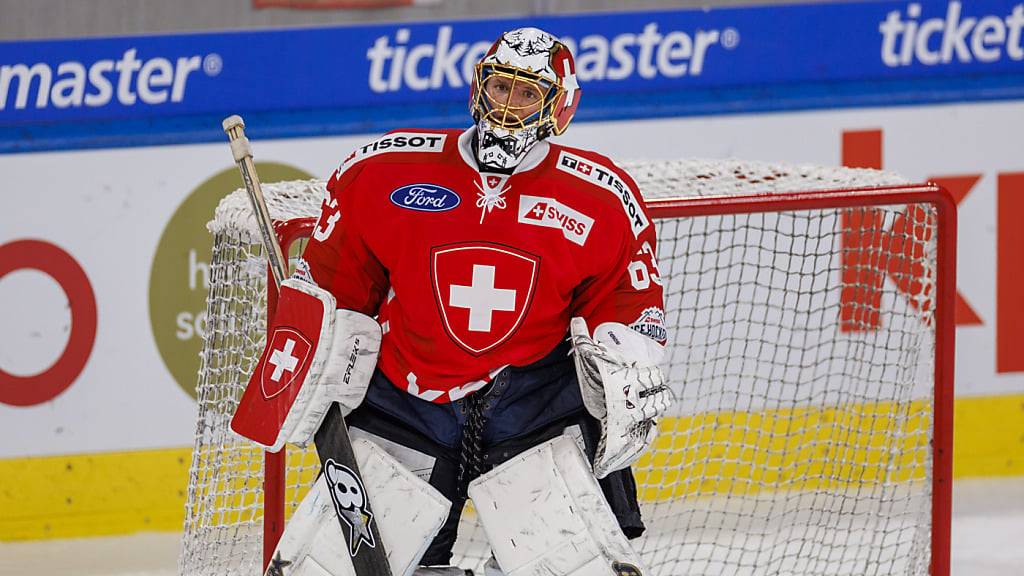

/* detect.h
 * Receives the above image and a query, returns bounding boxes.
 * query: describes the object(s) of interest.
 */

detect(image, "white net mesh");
[179,159,941,576]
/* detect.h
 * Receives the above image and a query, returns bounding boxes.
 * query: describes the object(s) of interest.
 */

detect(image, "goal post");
[179,160,955,576]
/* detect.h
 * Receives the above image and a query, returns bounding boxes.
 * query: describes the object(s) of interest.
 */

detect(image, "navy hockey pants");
[345,339,645,566]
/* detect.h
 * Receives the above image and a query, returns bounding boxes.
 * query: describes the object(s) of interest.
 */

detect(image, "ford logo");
[390,184,461,212]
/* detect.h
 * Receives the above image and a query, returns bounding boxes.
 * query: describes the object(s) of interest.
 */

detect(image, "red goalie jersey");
[300,127,665,404]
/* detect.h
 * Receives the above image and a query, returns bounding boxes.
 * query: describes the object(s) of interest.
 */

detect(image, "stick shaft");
[222,115,288,288]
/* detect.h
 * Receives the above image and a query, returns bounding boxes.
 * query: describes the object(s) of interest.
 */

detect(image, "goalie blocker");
[231,278,381,452]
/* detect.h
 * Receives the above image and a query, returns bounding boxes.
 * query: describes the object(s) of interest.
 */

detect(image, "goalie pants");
[344,340,645,566]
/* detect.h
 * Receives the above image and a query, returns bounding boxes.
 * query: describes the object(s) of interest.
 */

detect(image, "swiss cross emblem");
[576,161,593,175]
[486,175,501,188]
[431,242,540,355]
[526,202,547,220]
[260,328,313,399]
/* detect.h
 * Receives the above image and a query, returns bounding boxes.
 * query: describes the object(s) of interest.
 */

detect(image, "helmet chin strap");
[474,120,540,173]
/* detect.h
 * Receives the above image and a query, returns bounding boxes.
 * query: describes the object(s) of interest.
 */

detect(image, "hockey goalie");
[233,26,673,576]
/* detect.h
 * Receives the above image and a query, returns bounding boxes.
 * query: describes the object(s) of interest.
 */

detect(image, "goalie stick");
[222,115,393,576]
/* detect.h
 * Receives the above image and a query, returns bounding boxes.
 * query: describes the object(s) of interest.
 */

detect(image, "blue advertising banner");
[1,0,1022,151]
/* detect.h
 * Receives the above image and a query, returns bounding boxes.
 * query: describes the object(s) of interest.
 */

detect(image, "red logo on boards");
[431,242,540,355]
[260,328,313,399]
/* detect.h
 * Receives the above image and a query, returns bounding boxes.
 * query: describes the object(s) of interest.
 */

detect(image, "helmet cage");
[472,63,564,137]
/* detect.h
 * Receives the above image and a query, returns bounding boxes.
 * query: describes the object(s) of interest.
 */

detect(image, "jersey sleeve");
[571,168,667,345]
[297,162,389,316]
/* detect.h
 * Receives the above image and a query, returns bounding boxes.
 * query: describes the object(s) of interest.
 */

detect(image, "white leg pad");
[466,435,646,576]
[267,438,451,576]
[266,473,354,576]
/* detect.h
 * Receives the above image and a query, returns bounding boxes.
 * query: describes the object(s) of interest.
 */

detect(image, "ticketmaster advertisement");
[1,1,1023,540]
[1,0,1022,150]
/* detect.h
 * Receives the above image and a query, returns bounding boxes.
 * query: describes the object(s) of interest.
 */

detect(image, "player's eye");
[520,88,539,101]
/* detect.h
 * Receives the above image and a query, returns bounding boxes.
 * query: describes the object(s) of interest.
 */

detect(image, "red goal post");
[179,161,955,576]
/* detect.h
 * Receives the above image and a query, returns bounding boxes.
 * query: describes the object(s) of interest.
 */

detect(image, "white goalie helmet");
[470,27,581,171]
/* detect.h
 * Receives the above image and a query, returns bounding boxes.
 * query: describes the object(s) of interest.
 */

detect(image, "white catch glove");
[570,317,673,478]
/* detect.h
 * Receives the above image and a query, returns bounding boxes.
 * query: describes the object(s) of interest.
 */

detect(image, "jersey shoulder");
[329,128,460,185]
[544,142,652,238]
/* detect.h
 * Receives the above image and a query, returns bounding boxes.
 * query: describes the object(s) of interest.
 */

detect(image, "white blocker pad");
[282,306,382,448]
[231,278,382,452]
[466,435,646,576]
[267,437,451,576]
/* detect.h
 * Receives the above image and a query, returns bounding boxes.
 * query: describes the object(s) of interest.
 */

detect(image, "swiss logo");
[518,195,594,246]
[390,183,461,212]
[260,328,313,399]
[431,242,540,355]
[524,202,547,219]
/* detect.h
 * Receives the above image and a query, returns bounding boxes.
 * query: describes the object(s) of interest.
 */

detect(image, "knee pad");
[467,435,646,576]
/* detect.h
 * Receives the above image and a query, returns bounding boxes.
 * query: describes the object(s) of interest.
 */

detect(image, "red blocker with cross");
[231,282,323,449]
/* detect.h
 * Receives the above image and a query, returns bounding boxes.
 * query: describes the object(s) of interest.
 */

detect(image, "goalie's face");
[478,67,551,130]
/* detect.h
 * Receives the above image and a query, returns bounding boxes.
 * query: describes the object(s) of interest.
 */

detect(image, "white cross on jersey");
[268,338,300,382]
[449,264,517,332]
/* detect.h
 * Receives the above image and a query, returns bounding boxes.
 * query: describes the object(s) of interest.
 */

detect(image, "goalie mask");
[470,27,581,171]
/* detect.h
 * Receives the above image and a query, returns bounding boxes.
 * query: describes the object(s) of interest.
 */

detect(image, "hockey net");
[178,159,954,576]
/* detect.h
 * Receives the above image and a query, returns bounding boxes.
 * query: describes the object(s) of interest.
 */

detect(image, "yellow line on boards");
[0,394,1022,541]
[952,393,1024,477]
[634,398,934,501]
[0,447,191,541]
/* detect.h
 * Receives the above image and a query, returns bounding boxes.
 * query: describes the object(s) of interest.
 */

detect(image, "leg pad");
[267,438,451,576]
[467,435,645,576]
